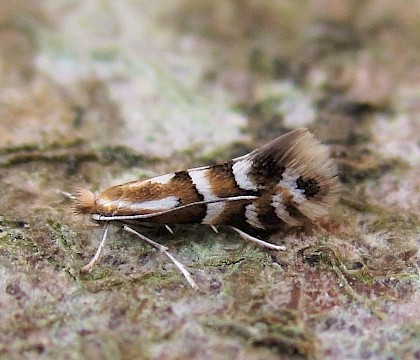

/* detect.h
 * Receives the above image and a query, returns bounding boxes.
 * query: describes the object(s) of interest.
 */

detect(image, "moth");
[73,128,339,289]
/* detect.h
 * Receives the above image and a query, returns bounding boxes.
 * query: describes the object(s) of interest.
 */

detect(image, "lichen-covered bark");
[0,1,419,359]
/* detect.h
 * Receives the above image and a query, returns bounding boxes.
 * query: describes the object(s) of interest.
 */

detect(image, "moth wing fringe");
[251,128,340,221]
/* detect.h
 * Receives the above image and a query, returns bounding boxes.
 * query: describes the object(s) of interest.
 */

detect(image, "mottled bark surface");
[0,1,419,359]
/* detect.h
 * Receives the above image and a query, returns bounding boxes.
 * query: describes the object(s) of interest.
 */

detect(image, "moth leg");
[210,225,219,234]
[229,226,286,251]
[123,225,198,290]
[81,223,110,272]
[165,224,174,234]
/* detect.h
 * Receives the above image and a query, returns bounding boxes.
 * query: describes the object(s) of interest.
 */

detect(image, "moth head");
[73,188,97,214]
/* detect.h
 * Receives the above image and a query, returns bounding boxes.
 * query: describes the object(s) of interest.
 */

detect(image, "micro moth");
[73,128,339,289]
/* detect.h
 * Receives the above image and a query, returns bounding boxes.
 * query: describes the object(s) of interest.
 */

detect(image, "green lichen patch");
[0,141,158,170]
[336,150,409,184]
[205,309,320,359]
[0,217,38,259]
[368,212,419,234]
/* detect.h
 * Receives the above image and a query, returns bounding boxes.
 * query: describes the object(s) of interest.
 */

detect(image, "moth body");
[75,128,339,231]
[73,128,339,287]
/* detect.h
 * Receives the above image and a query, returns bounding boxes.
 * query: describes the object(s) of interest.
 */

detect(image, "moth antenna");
[73,187,97,214]
[57,190,76,200]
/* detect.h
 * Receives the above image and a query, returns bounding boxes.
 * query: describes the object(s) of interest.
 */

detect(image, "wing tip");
[255,128,340,221]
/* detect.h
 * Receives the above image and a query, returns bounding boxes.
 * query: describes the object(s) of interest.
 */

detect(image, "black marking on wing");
[296,176,320,197]
[258,206,284,230]
[249,154,285,186]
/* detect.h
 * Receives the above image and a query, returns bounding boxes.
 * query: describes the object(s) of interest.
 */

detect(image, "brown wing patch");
[206,162,257,198]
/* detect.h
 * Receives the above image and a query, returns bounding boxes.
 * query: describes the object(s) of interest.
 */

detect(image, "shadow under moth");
[73,128,339,289]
